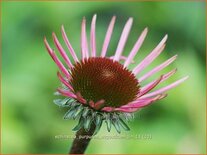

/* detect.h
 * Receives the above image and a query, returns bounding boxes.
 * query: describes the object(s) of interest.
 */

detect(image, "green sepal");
[118,118,130,131]
[63,107,77,119]
[105,114,112,132]
[54,98,70,107]
[55,97,132,134]
[72,106,83,119]
[84,115,93,132]
[94,115,103,135]
[112,120,121,134]
[123,113,134,121]
[73,117,84,131]
[82,108,90,117]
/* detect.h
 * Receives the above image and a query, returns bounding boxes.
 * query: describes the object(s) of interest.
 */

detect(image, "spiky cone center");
[71,57,140,108]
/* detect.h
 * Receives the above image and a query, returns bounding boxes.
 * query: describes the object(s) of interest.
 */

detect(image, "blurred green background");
[1,1,206,154]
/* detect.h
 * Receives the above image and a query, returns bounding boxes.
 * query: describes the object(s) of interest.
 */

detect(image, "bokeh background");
[1,1,206,154]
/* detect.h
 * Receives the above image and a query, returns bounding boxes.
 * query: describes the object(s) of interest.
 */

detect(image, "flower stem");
[69,123,96,154]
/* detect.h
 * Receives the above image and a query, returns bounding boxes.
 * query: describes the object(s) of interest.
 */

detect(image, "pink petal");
[90,14,97,57]
[140,69,177,96]
[119,94,167,109]
[102,94,166,112]
[102,107,114,112]
[89,100,95,108]
[101,16,116,57]
[57,72,73,91]
[76,92,87,104]
[57,88,76,98]
[138,75,163,97]
[81,17,89,59]
[133,35,168,75]
[140,76,189,99]
[94,99,105,110]
[113,18,133,61]
[120,96,158,108]
[124,27,148,67]
[114,107,138,113]
[110,55,135,63]
[61,25,79,62]
[44,37,70,78]
[139,55,177,82]
[52,32,73,69]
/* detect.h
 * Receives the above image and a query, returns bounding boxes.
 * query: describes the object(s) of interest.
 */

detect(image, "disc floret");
[71,57,140,108]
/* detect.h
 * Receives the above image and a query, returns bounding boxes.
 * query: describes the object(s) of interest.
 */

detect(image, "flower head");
[44,14,188,133]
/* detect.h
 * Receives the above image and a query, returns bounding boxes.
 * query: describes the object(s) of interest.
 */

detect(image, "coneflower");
[44,14,188,154]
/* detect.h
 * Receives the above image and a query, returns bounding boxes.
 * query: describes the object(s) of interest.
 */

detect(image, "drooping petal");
[94,99,105,110]
[81,17,89,59]
[76,92,87,104]
[101,16,116,57]
[124,27,148,67]
[57,72,73,91]
[44,37,70,78]
[138,75,163,97]
[114,108,138,113]
[113,18,133,61]
[61,25,79,62]
[139,55,177,82]
[52,32,73,69]
[102,107,114,112]
[118,94,167,110]
[101,98,153,112]
[133,35,168,75]
[57,88,76,98]
[90,14,97,57]
[89,100,95,108]
[140,76,189,99]
[122,95,164,107]
[141,68,177,93]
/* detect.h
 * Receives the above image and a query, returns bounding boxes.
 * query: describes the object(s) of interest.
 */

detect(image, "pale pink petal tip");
[133,34,168,75]
[141,76,189,99]
[101,16,116,57]
[124,27,148,67]
[81,17,89,59]
[139,54,178,82]
[90,14,97,57]
[61,25,79,62]
[113,17,133,61]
